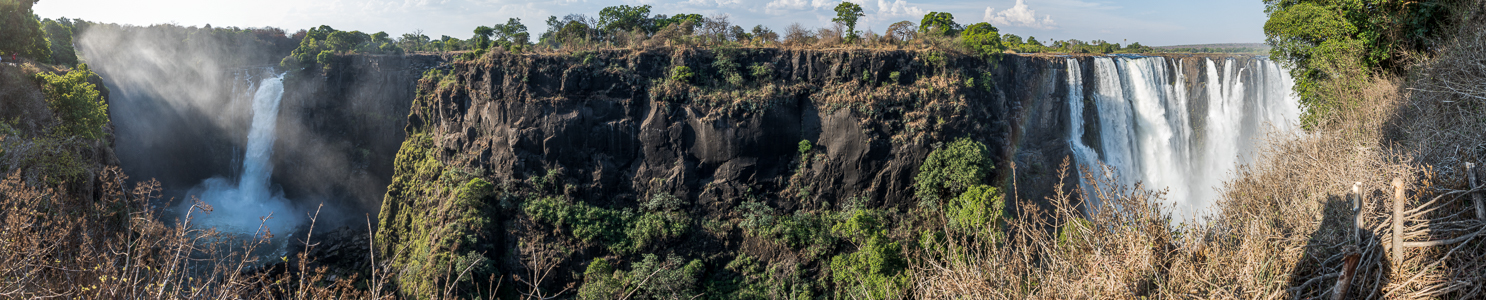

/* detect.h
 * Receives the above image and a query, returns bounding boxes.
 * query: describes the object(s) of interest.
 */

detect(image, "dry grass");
[0,167,383,298]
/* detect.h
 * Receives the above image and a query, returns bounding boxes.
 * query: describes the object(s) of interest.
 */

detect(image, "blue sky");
[36,0,1268,46]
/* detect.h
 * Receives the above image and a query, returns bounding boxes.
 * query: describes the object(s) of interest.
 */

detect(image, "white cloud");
[874,0,923,18]
[765,0,836,13]
[984,0,1057,29]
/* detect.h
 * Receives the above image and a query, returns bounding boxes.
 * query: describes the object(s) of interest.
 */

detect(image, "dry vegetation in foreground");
[0,167,387,298]
[912,12,1486,300]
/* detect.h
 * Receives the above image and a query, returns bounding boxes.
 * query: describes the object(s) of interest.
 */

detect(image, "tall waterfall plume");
[1067,56,1301,219]
[186,73,304,240]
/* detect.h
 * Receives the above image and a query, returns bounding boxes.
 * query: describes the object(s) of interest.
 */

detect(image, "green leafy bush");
[578,255,705,299]
[524,196,690,254]
[748,63,773,81]
[914,137,992,203]
[671,65,694,84]
[947,184,1005,236]
[36,64,108,140]
[829,210,909,299]
[579,258,623,299]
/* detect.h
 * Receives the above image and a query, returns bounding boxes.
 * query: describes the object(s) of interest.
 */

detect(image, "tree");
[598,5,652,34]
[472,25,494,50]
[654,13,703,33]
[36,64,108,140]
[492,18,529,46]
[961,22,1005,57]
[833,2,865,42]
[0,0,50,61]
[728,25,749,42]
[1001,33,1023,48]
[750,25,778,43]
[919,12,961,37]
[41,18,77,65]
[399,30,429,52]
[886,21,915,43]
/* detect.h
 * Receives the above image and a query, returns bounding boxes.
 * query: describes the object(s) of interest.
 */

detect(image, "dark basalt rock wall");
[376,48,1072,292]
[412,49,1043,211]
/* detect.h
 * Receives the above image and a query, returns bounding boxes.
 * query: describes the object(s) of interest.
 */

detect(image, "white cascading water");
[188,73,303,240]
[1064,58,1101,211]
[1068,56,1301,219]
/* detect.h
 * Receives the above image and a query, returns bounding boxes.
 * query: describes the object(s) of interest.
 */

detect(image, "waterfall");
[188,73,303,240]
[1065,58,1101,210]
[1071,56,1300,219]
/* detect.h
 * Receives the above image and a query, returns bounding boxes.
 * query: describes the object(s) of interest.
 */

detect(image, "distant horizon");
[35,0,1269,47]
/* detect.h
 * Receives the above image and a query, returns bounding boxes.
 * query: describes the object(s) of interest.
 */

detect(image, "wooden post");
[1353,182,1363,243]
[1468,163,1484,221]
[1392,177,1405,266]
[1332,246,1361,300]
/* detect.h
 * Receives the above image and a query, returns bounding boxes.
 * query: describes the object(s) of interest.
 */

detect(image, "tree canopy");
[0,0,50,61]
[1262,0,1454,126]
[919,12,961,37]
[833,2,865,42]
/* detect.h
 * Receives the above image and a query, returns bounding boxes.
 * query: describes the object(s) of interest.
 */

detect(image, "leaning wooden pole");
[1469,163,1484,221]
[1392,177,1405,266]
[1353,182,1363,243]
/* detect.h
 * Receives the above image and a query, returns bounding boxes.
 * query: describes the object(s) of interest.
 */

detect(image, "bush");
[748,63,773,81]
[914,137,992,203]
[947,184,1005,239]
[829,210,908,299]
[35,64,108,140]
[670,65,694,84]
[524,196,690,254]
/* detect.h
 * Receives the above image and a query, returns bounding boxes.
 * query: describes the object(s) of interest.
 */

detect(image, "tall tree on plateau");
[0,0,50,61]
[919,11,961,37]
[472,25,494,50]
[833,2,864,43]
[598,5,653,34]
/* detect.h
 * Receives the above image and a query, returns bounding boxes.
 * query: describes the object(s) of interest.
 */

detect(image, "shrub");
[914,137,992,203]
[748,63,773,81]
[578,258,623,299]
[670,65,694,83]
[947,184,1004,236]
[797,139,813,155]
[829,210,908,299]
[524,196,689,254]
[35,64,108,140]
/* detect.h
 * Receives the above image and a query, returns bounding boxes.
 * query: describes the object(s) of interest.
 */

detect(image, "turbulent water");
[1067,56,1301,219]
[187,73,304,240]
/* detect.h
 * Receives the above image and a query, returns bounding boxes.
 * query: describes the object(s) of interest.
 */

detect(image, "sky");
[35,0,1269,46]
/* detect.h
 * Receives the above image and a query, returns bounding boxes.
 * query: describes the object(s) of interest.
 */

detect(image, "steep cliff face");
[374,48,1297,297]
[376,48,1066,296]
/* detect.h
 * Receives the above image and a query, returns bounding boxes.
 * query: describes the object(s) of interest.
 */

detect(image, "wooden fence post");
[1469,163,1484,221]
[1353,182,1363,243]
[1392,177,1405,266]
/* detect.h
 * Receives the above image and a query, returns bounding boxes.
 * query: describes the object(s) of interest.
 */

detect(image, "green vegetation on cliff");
[1263,0,1456,126]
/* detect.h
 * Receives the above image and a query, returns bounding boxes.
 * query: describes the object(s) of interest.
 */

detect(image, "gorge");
[84,43,1300,296]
